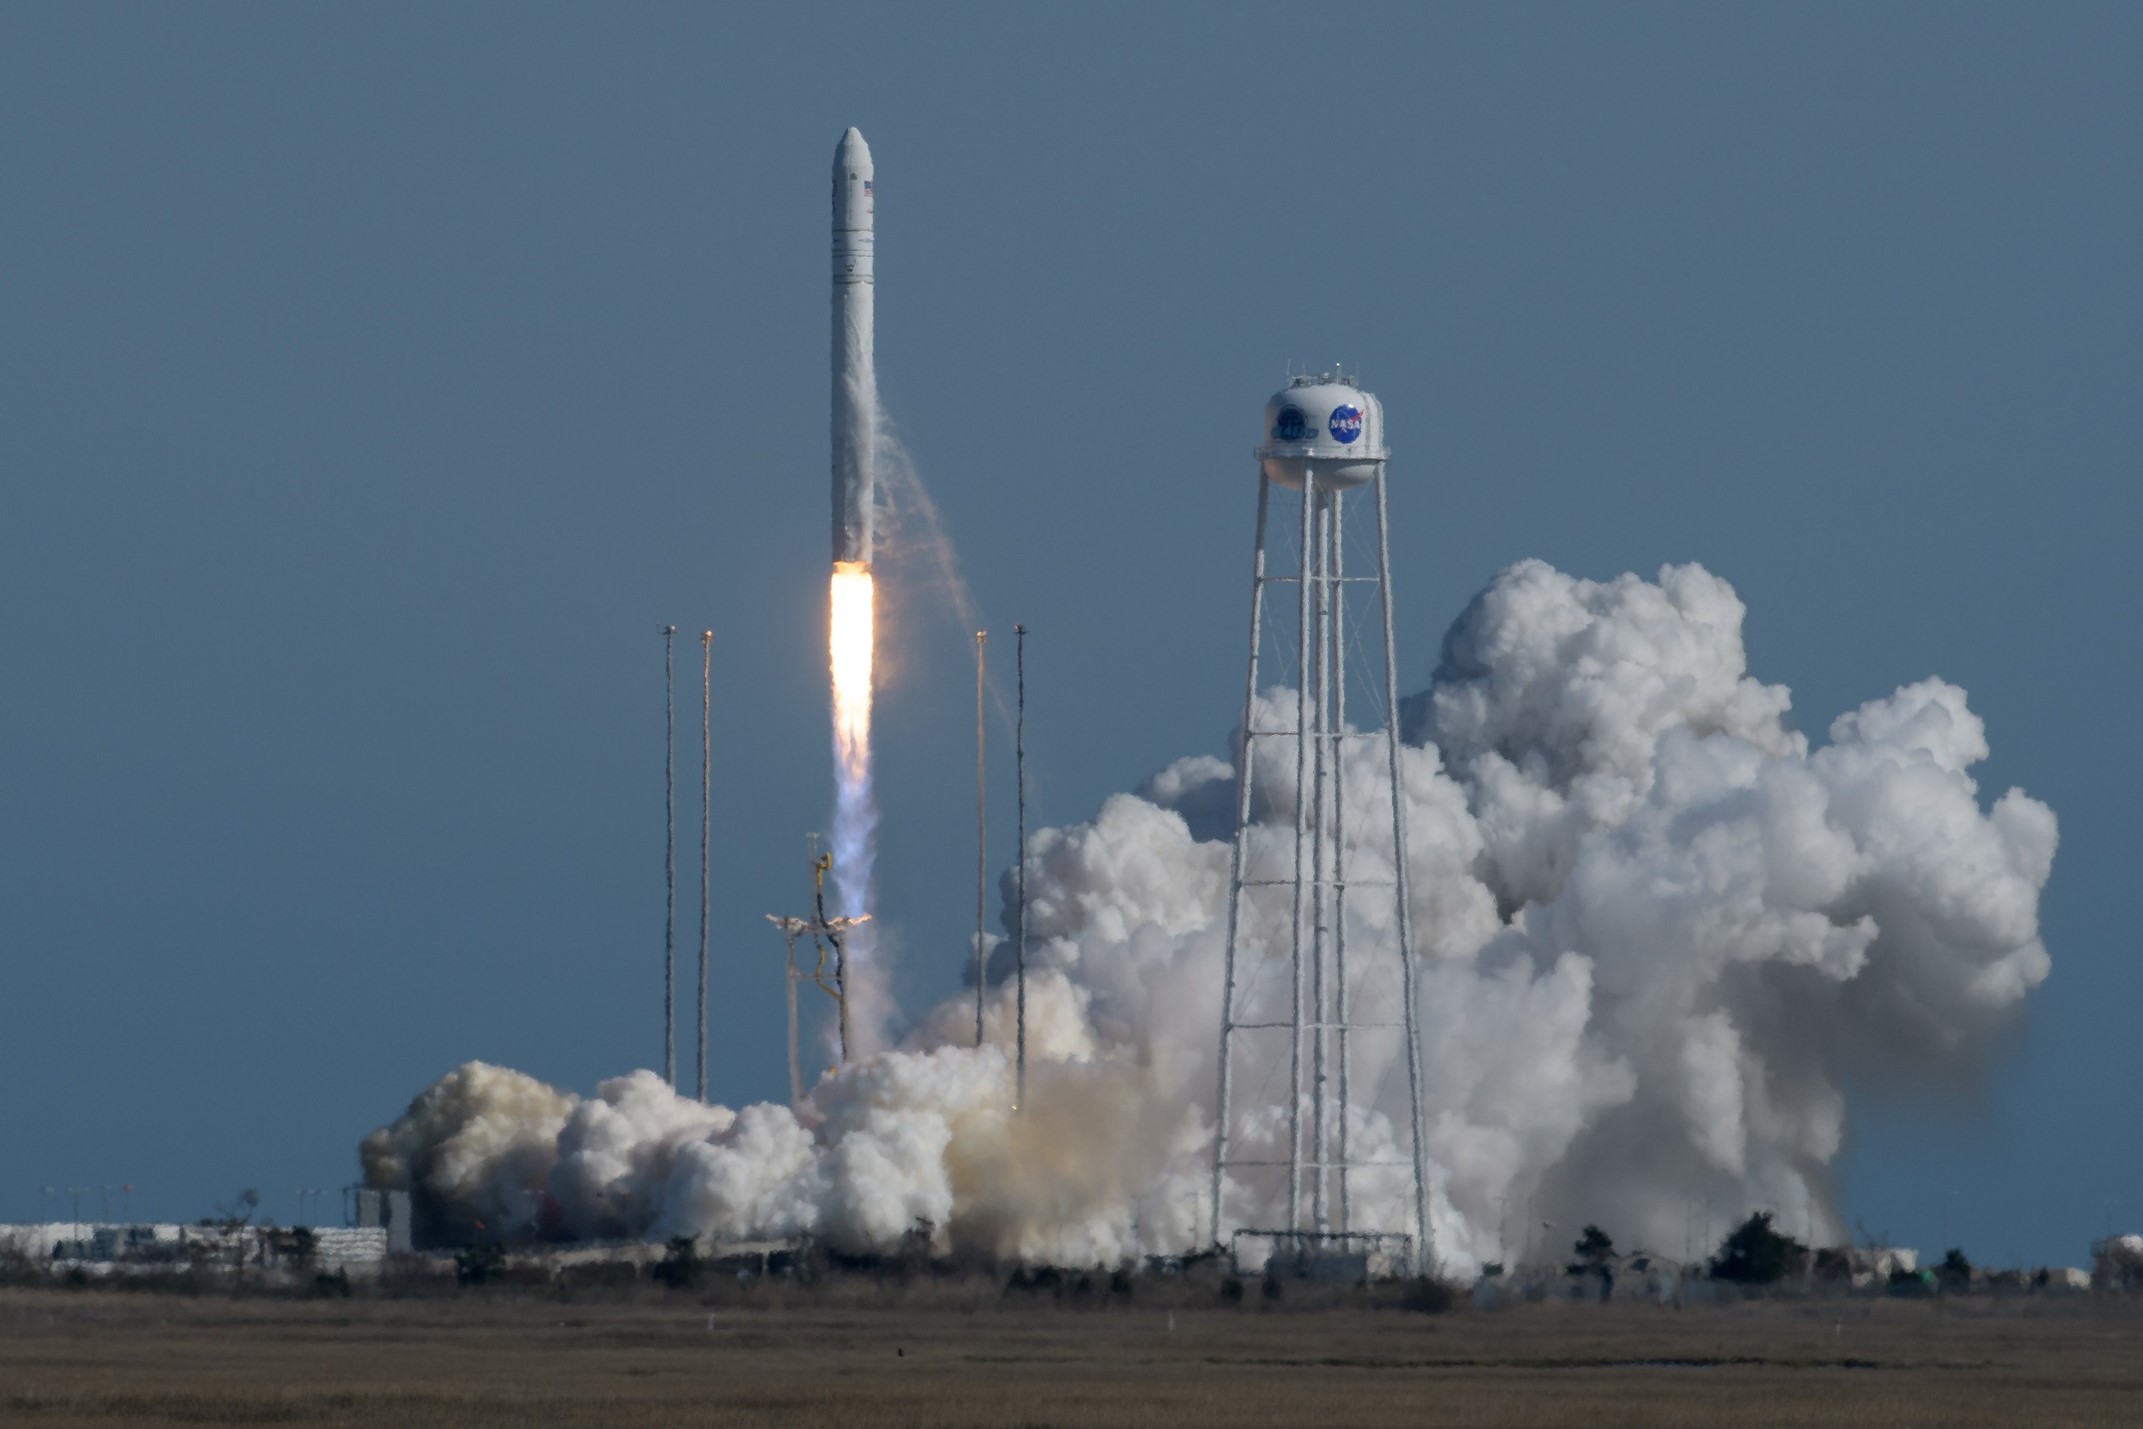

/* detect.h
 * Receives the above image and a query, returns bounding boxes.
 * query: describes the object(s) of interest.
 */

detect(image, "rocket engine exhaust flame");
[829,563,875,771]
[828,561,878,1036]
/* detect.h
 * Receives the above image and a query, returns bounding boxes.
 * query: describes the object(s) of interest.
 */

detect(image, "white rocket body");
[831,127,875,567]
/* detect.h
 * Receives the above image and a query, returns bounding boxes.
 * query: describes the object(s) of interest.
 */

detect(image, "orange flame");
[830,562,874,782]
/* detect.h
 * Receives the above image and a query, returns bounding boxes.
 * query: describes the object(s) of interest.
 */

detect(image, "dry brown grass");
[3,1285,2139,1427]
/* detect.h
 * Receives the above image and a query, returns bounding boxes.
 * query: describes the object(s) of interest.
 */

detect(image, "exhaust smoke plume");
[364,560,2055,1271]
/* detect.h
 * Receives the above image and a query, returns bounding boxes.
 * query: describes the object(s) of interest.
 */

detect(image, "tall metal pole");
[783,927,803,1105]
[663,625,676,1088]
[1374,473,1431,1275]
[698,630,712,1103]
[1014,622,1028,1111]
[974,629,988,1047]
[1210,475,1271,1252]
[836,929,851,1065]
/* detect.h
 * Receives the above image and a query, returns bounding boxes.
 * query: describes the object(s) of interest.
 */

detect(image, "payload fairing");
[831,127,875,567]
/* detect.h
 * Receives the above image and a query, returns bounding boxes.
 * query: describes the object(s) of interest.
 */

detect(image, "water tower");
[1208,372,1431,1276]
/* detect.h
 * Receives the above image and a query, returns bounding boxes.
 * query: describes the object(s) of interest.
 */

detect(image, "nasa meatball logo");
[1328,405,1364,444]
[1272,406,1310,443]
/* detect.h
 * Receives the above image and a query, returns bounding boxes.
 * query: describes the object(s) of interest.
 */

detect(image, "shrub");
[1005,1265,1065,1297]
[454,1242,506,1286]
[650,1235,702,1290]
[1400,1278,1455,1314]
[1710,1212,1808,1285]
[0,1244,42,1287]
[1812,1247,1854,1284]
[1569,1225,1615,1270]
[1567,1225,1617,1297]
[1888,1266,1934,1297]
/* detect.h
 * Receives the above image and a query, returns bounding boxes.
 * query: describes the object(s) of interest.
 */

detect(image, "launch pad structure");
[1209,373,1432,1277]
[765,912,864,1106]
[767,840,869,1103]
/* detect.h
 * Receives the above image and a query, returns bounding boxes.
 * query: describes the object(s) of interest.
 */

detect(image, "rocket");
[831,126,875,567]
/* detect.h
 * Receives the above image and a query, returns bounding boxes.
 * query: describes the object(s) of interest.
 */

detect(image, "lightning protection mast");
[1208,373,1431,1278]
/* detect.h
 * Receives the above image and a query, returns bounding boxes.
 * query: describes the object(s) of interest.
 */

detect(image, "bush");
[1888,1266,1934,1297]
[1399,1277,1455,1314]
[650,1235,703,1291]
[454,1242,506,1286]
[1568,1225,1614,1271]
[1936,1248,1973,1292]
[1567,1225,1616,1297]
[0,1244,42,1287]
[1005,1265,1064,1297]
[1812,1247,1854,1284]
[1710,1212,1807,1285]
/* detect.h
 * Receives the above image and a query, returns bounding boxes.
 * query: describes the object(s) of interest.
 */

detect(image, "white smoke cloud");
[358,1061,577,1243]
[362,560,2055,1274]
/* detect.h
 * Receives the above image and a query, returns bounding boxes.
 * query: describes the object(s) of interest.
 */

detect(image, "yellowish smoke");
[829,562,874,787]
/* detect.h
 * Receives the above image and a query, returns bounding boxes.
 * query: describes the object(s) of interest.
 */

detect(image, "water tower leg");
[1374,468,1432,1276]
[1329,491,1351,1234]
[1309,491,1331,1235]
[1210,475,1272,1252]
[1285,472,1316,1235]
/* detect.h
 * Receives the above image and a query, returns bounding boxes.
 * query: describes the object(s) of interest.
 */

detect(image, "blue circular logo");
[1328,405,1363,444]
[1272,405,1309,442]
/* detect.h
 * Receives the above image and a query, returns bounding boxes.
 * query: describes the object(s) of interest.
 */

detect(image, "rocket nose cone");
[835,126,872,171]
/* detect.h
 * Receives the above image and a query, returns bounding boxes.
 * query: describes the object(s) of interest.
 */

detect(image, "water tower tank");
[1257,374,1387,491]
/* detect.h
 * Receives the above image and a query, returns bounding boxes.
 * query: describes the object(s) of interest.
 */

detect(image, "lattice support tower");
[1208,372,1431,1276]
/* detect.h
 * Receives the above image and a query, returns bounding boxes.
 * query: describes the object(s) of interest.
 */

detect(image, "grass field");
[3,1286,2139,1427]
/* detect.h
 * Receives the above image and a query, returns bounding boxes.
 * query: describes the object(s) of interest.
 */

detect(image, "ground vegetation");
[3,1285,2139,1428]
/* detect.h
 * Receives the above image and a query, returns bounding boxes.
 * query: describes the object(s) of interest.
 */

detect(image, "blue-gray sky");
[1,3,2136,1263]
